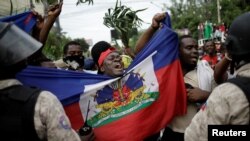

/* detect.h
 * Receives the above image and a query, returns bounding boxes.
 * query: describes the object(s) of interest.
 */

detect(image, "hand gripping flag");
[0,11,36,33]
[17,13,187,141]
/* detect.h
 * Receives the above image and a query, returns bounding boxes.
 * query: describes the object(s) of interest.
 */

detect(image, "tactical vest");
[0,85,41,141]
[227,76,250,123]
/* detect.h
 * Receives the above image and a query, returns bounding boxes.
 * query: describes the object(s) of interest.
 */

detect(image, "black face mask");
[63,55,84,71]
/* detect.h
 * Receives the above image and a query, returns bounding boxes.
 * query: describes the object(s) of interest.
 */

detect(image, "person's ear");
[100,65,105,72]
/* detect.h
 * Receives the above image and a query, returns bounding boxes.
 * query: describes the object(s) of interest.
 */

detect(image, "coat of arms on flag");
[81,52,159,128]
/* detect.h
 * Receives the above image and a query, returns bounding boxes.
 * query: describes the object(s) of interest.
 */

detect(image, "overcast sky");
[59,0,169,45]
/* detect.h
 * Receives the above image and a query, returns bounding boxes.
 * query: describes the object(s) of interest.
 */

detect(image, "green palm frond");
[103,0,146,47]
[76,0,94,5]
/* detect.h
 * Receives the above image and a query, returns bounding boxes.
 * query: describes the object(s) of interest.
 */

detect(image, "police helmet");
[226,12,250,57]
[0,22,42,67]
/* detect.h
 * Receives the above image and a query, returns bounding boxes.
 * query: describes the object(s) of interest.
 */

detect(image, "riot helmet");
[0,22,42,68]
[226,12,250,59]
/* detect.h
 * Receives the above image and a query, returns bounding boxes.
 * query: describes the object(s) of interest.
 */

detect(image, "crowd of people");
[0,1,249,141]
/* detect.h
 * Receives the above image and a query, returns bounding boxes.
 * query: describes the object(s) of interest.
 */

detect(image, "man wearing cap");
[0,22,92,141]
[185,12,250,141]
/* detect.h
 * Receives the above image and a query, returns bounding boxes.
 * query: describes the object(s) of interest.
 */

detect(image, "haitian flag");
[16,66,113,130]
[0,11,36,33]
[81,14,186,141]
[17,13,186,141]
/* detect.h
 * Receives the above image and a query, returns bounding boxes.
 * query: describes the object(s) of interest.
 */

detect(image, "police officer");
[185,12,250,141]
[0,22,86,141]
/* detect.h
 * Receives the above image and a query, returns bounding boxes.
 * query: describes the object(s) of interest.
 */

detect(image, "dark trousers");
[161,127,184,141]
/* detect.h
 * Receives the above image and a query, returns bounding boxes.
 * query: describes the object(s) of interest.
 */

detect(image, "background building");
[0,0,44,18]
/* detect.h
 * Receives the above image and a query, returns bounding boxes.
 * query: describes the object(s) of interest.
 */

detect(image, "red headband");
[98,48,116,66]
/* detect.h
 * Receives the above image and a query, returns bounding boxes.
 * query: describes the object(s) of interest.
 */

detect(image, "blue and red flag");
[0,11,36,33]
[17,13,186,141]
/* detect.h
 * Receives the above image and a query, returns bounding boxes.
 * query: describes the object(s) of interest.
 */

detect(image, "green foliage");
[76,0,94,5]
[73,38,89,52]
[42,31,71,60]
[129,30,143,50]
[42,30,90,60]
[103,0,146,47]
[168,0,250,39]
[219,0,249,26]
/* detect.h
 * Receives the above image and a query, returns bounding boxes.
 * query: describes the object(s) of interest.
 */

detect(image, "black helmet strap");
[230,60,235,75]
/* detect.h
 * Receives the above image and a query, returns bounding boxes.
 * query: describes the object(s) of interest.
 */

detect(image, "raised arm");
[39,2,63,45]
[134,13,166,55]
[214,53,232,84]
[28,3,63,67]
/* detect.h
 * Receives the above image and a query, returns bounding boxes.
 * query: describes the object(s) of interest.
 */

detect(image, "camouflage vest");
[0,85,41,141]
[228,77,250,123]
